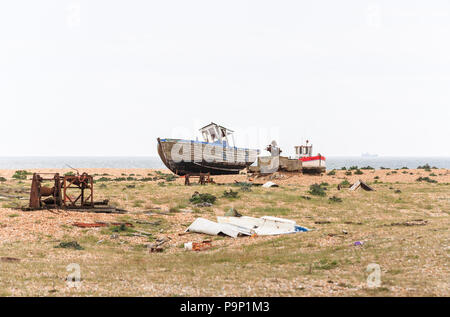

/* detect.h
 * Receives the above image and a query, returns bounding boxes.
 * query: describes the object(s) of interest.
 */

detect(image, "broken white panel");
[262,181,279,188]
[217,216,264,230]
[260,216,309,232]
[185,218,252,238]
[217,216,308,236]
[261,216,296,224]
[349,180,361,191]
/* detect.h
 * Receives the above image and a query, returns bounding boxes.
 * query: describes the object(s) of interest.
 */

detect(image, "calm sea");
[0,156,449,170]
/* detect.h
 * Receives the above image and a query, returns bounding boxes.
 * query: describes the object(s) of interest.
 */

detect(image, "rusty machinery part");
[29,173,62,209]
[63,173,94,208]
[28,172,95,210]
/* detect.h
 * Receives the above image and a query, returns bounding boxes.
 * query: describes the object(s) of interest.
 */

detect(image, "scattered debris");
[262,181,279,188]
[72,222,133,228]
[349,180,375,191]
[147,237,170,253]
[65,207,128,214]
[134,220,161,226]
[344,221,363,225]
[389,219,428,227]
[195,202,213,207]
[353,241,364,246]
[184,241,212,251]
[0,257,20,263]
[315,220,331,224]
[149,246,164,253]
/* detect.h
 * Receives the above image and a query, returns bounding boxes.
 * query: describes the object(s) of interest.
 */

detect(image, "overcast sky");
[1,0,449,157]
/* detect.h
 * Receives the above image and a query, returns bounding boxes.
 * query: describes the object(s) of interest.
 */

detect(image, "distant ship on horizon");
[361,152,378,158]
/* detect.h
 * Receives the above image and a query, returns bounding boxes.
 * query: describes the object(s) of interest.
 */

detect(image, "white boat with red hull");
[294,140,326,173]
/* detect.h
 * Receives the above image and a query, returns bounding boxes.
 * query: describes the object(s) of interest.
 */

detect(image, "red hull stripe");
[299,155,326,162]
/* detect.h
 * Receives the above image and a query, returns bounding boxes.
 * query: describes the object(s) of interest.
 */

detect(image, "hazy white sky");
[0,0,449,157]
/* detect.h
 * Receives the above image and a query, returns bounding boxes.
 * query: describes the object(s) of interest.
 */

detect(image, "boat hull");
[157,138,258,176]
[299,155,326,173]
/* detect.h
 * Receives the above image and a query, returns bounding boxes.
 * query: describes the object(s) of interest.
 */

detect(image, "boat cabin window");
[295,145,313,157]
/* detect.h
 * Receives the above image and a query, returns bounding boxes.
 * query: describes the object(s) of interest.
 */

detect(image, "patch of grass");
[165,174,177,182]
[54,241,84,250]
[328,196,342,203]
[354,169,363,175]
[250,206,291,216]
[12,170,31,180]
[0,177,7,182]
[416,177,437,183]
[327,170,336,176]
[234,182,253,192]
[222,189,239,199]
[417,164,433,170]
[309,184,326,196]
[110,224,134,233]
[314,259,338,270]
[189,193,217,204]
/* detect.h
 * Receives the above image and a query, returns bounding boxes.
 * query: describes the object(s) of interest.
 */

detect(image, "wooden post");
[29,173,41,209]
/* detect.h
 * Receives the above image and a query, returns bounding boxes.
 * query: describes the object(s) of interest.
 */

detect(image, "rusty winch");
[29,172,94,209]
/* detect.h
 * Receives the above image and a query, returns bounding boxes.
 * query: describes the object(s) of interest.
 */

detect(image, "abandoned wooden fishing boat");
[157,123,260,176]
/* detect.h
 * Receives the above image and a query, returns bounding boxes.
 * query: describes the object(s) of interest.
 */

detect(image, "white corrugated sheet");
[186,216,309,238]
